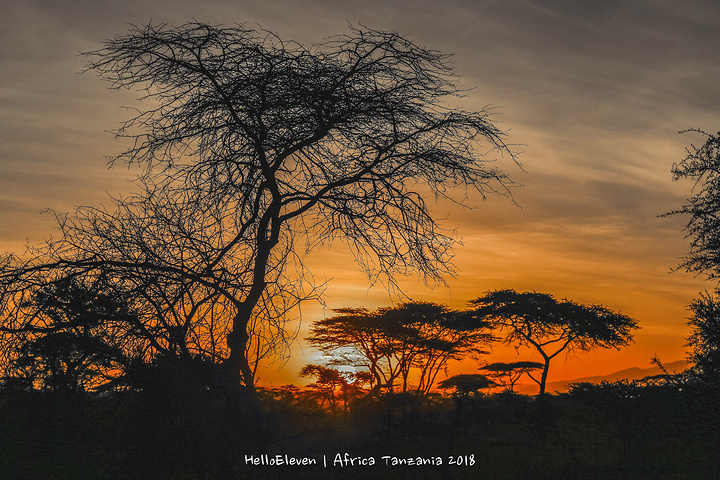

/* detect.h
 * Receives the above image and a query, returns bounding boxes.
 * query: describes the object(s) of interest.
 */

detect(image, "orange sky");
[2,0,719,389]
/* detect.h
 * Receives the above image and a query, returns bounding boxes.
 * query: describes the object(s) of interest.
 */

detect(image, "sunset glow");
[2,1,718,392]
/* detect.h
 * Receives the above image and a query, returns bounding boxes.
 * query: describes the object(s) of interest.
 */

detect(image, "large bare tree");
[1,21,517,390]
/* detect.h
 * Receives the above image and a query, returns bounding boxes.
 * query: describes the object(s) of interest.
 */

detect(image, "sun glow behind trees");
[0,21,521,393]
[1,6,715,391]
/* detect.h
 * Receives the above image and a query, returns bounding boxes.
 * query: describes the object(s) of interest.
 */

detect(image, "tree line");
[301,292,636,405]
[0,278,637,400]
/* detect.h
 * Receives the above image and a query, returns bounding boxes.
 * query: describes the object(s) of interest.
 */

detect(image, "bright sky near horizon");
[2,0,719,388]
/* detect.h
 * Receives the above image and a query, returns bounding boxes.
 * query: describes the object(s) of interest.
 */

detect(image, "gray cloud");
[1,0,718,376]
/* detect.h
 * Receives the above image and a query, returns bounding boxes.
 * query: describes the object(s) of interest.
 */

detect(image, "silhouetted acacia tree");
[299,364,345,411]
[307,302,492,395]
[438,373,495,454]
[1,21,516,390]
[479,361,543,393]
[437,373,495,396]
[298,364,366,411]
[0,277,133,391]
[469,290,638,395]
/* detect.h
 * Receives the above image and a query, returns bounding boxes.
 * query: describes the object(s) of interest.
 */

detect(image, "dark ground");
[1,380,719,479]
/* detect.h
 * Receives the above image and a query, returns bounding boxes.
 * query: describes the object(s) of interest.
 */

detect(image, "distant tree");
[437,373,495,396]
[299,364,348,411]
[479,361,544,393]
[438,373,495,453]
[469,290,638,395]
[307,302,492,396]
[299,364,366,411]
[1,21,517,391]
[267,384,302,403]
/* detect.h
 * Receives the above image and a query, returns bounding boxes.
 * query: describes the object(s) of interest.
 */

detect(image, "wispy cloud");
[1,0,717,380]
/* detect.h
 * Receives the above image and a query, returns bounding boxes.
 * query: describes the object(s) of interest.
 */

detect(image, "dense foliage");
[306,302,493,395]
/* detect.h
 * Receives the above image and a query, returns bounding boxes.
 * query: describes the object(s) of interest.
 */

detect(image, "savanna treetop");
[0,21,518,389]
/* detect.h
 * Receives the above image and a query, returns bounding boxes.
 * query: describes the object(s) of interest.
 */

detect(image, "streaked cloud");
[1,0,718,382]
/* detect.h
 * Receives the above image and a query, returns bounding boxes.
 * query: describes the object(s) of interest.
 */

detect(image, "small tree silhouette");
[479,361,544,393]
[438,373,495,450]
[299,364,366,412]
[300,364,345,411]
[437,374,495,397]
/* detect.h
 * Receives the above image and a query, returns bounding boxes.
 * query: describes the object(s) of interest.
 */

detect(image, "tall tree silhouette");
[666,130,720,279]
[469,290,637,395]
[1,21,517,390]
[666,130,720,381]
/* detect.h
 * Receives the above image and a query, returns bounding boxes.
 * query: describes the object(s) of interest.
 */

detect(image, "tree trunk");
[539,358,551,396]
[226,325,254,391]
[224,204,281,392]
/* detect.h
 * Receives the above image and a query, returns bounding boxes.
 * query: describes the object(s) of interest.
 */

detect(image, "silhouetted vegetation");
[0,20,519,395]
[469,290,638,395]
[438,373,495,395]
[686,292,720,381]
[0,276,135,392]
[479,361,544,393]
[1,371,719,479]
[668,130,720,387]
[306,302,493,396]
[667,129,720,280]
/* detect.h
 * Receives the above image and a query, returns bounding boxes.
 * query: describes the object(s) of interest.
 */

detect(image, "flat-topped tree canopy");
[480,361,544,393]
[307,302,493,395]
[470,289,638,395]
